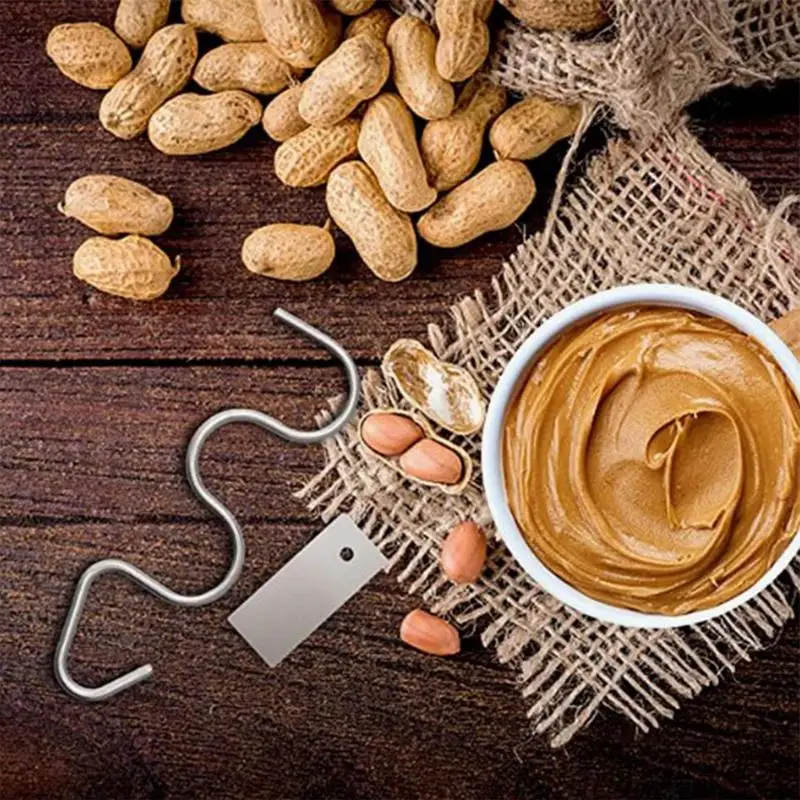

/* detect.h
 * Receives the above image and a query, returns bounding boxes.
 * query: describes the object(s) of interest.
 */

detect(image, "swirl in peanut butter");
[503,308,800,615]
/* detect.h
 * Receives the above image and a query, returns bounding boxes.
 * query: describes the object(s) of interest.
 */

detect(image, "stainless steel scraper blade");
[228,514,388,667]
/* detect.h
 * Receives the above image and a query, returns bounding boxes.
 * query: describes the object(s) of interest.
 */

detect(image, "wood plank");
[0,365,347,520]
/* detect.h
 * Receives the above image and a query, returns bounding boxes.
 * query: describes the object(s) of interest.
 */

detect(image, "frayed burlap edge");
[297,121,800,747]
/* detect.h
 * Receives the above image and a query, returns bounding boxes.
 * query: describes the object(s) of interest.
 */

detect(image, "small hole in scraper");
[339,547,354,562]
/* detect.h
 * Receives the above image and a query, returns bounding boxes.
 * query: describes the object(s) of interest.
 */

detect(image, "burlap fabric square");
[299,0,800,747]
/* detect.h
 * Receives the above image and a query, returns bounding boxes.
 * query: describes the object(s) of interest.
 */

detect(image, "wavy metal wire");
[54,308,360,702]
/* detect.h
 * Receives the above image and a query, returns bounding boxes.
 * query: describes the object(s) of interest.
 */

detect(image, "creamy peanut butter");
[503,307,800,615]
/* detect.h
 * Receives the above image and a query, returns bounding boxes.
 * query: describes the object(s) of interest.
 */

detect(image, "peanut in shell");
[490,96,582,161]
[326,161,417,283]
[255,0,342,68]
[60,175,173,236]
[242,222,335,281]
[262,84,309,141]
[46,22,132,90]
[421,76,507,191]
[344,7,395,42]
[387,15,454,121]
[435,0,493,82]
[99,24,198,140]
[194,43,300,95]
[357,407,473,493]
[115,0,170,49]
[357,93,437,213]
[299,34,390,127]
[497,0,609,31]
[417,160,536,248]
[181,0,264,41]
[73,235,178,301]
[274,118,360,187]
[148,91,262,155]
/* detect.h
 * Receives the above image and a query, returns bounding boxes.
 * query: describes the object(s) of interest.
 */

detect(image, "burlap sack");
[300,0,800,747]
[491,0,800,131]
[401,0,800,132]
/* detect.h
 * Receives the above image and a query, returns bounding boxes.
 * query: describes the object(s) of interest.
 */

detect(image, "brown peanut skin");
[73,235,178,301]
[331,0,376,15]
[435,0,493,82]
[387,16,454,122]
[490,96,582,160]
[61,175,173,236]
[360,412,424,456]
[440,521,487,584]
[344,7,395,42]
[326,161,417,282]
[148,91,262,155]
[181,0,264,42]
[194,44,299,95]
[399,438,463,485]
[400,609,460,656]
[417,160,536,248]
[115,0,170,49]
[255,0,342,68]
[770,308,800,358]
[299,35,390,127]
[242,223,335,280]
[274,118,360,187]
[46,23,132,90]
[358,93,436,213]
[100,24,198,140]
[262,85,309,141]
[421,77,507,191]
[498,0,609,31]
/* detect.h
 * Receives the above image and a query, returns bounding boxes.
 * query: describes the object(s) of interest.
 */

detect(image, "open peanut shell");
[357,407,473,495]
[381,339,486,435]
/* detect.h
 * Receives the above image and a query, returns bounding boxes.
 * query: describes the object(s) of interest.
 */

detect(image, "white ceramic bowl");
[482,284,800,628]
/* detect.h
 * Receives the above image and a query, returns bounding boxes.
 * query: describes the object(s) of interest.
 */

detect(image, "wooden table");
[2,3,798,797]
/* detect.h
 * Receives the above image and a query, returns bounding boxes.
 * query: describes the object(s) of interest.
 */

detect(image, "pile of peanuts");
[46,0,608,298]
[45,0,607,650]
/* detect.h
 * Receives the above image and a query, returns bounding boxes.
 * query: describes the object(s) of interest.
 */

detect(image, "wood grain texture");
[1,1,798,798]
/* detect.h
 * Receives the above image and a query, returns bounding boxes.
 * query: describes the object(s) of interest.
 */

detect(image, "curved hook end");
[269,307,361,443]
[54,660,154,703]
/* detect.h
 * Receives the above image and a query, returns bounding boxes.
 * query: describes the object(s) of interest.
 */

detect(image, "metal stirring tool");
[54,308,360,702]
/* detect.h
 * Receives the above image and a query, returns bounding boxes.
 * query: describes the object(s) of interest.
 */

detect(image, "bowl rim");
[481,283,800,629]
